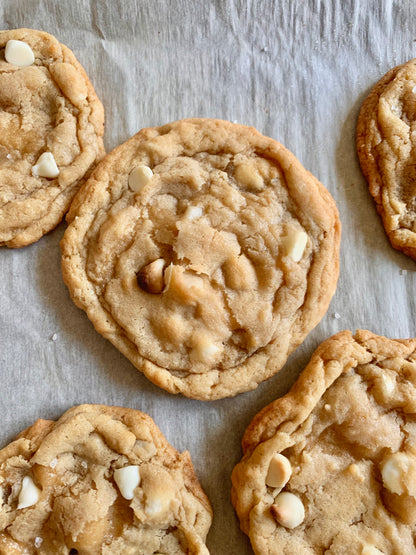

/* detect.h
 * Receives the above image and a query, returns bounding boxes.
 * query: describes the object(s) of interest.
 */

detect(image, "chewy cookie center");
[89,151,311,374]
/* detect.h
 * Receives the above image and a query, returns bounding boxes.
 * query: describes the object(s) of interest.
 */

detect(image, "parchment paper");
[1,1,415,553]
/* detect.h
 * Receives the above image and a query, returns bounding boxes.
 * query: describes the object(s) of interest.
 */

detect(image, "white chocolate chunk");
[114,465,140,500]
[347,463,365,482]
[271,492,305,529]
[175,272,205,295]
[266,453,292,488]
[379,374,395,396]
[362,546,384,555]
[32,152,60,179]
[5,40,35,67]
[283,229,308,262]
[17,476,41,509]
[234,163,264,191]
[381,452,416,496]
[184,205,203,220]
[128,165,153,192]
[145,496,165,517]
[190,336,222,363]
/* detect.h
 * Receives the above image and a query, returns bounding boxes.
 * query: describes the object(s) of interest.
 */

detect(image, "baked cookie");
[231,330,416,555]
[357,58,416,260]
[0,404,212,554]
[0,29,105,248]
[61,118,340,400]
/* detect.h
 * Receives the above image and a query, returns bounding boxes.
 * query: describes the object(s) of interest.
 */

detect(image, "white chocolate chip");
[379,374,395,397]
[114,465,140,500]
[169,267,205,299]
[184,205,203,220]
[17,476,41,509]
[362,546,384,555]
[5,40,35,67]
[128,165,153,192]
[145,497,165,517]
[32,152,59,179]
[381,452,416,496]
[190,336,222,363]
[324,404,331,411]
[271,491,305,529]
[266,454,292,488]
[234,163,264,191]
[347,463,365,482]
[283,229,308,262]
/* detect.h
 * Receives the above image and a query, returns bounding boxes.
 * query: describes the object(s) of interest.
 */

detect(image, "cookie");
[61,118,340,400]
[231,329,416,555]
[357,59,416,260]
[0,404,212,554]
[0,29,105,248]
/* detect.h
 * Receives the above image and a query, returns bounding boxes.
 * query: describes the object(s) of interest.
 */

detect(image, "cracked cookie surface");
[61,118,340,400]
[357,58,416,260]
[231,330,416,554]
[0,404,212,554]
[0,28,104,247]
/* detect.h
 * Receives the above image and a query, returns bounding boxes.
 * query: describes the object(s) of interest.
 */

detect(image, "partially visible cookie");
[231,330,416,554]
[0,404,212,554]
[61,118,340,400]
[357,59,416,259]
[0,29,105,248]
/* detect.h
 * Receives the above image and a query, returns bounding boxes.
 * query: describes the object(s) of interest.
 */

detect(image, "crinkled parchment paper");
[0,1,415,552]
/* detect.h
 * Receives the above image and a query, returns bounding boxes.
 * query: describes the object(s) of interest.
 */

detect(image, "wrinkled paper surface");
[1,1,416,552]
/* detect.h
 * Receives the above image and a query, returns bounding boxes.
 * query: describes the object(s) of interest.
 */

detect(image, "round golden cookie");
[231,330,416,555]
[0,404,212,554]
[357,58,416,260]
[61,118,340,400]
[0,29,105,248]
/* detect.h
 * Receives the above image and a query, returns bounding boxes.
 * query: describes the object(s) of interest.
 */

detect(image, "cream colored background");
[0,1,415,553]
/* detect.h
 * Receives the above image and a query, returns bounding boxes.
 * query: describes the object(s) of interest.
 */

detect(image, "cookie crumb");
[50,333,58,341]
[399,269,407,276]
[333,312,341,319]
[261,46,269,52]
